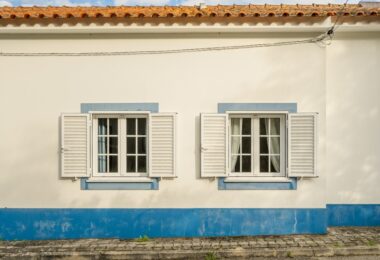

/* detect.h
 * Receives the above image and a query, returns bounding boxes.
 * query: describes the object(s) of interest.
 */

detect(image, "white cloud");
[114,0,170,6]
[0,0,12,6]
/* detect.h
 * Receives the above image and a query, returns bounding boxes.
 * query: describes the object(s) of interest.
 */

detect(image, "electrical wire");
[327,0,350,37]
[0,3,351,57]
[0,33,330,57]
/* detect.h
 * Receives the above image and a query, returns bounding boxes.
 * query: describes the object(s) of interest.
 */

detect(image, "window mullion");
[268,118,271,173]
[107,118,110,173]
[253,116,260,175]
[239,118,242,173]
[120,117,126,175]
[135,119,138,173]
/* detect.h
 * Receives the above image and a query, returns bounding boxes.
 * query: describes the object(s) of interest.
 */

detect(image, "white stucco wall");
[0,31,330,209]
[326,32,380,204]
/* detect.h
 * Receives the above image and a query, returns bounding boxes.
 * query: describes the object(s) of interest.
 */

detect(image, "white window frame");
[125,114,149,177]
[227,112,286,178]
[91,112,150,178]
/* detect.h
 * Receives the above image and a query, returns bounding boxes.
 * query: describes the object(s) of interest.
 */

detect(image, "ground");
[0,227,379,259]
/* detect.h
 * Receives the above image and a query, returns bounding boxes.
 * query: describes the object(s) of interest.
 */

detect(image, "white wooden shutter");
[149,113,176,177]
[201,113,228,177]
[61,114,91,178]
[288,113,318,177]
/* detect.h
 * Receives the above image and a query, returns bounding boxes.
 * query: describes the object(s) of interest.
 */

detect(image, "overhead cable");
[0,32,331,57]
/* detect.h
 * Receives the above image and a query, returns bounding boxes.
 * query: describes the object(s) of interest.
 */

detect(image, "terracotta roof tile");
[0,4,379,20]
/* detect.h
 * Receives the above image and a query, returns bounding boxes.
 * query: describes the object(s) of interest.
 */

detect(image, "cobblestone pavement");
[0,227,379,259]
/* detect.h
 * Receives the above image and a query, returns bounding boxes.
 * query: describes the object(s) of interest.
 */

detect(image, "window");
[93,114,149,177]
[61,106,177,181]
[97,117,119,173]
[200,110,317,179]
[126,117,148,174]
[229,114,285,177]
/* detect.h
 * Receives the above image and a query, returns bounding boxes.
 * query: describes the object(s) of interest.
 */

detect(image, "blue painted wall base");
[0,208,326,240]
[327,204,380,227]
[1,205,379,240]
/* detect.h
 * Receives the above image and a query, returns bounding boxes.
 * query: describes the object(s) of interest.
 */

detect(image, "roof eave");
[1,19,380,34]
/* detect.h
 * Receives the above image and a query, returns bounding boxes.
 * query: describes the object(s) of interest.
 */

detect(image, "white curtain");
[98,120,107,173]
[266,119,280,172]
[231,119,241,171]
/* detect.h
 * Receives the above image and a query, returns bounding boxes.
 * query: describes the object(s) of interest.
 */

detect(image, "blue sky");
[0,0,357,7]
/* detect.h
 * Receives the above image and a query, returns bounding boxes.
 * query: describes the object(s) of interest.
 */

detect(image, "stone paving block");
[0,227,379,259]
[314,247,335,257]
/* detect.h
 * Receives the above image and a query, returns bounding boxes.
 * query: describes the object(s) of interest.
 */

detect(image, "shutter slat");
[149,113,176,177]
[61,114,90,178]
[201,113,228,177]
[288,113,317,178]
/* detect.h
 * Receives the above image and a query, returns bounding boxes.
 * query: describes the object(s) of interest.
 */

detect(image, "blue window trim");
[218,103,297,114]
[218,177,297,190]
[80,178,159,190]
[81,103,159,113]
[80,102,160,190]
[217,103,297,190]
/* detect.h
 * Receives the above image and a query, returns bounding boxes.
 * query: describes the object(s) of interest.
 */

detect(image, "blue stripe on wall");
[0,208,326,240]
[327,204,380,227]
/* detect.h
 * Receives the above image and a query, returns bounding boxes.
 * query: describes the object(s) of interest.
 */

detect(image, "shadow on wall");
[326,44,380,203]
[58,117,62,181]
[195,115,201,180]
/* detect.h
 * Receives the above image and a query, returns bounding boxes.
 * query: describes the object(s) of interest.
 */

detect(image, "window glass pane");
[260,118,269,135]
[270,118,280,135]
[242,156,251,172]
[98,137,107,154]
[127,118,136,135]
[138,118,147,135]
[109,118,118,135]
[270,137,280,154]
[127,137,136,154]
[109,156,118,173]
[260,156,269,172]
[126,156,136,172]
[242,118,251,135]
[98,156,107,173]
[242,137,251,153]
[98,118,107,135]
[138,137,146,154]
[270,156,280,173]
[231,155,240,172]
[231,118,240,135]
[138,156,147,173]
[231,137,240,154]
[109,137,118,154]
[260,137,269,154]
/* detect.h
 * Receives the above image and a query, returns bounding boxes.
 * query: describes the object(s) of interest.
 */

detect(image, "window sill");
[223,177,292,183]
[80,177,159,190]
[218,177,297,190]
[86,177,154,183]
